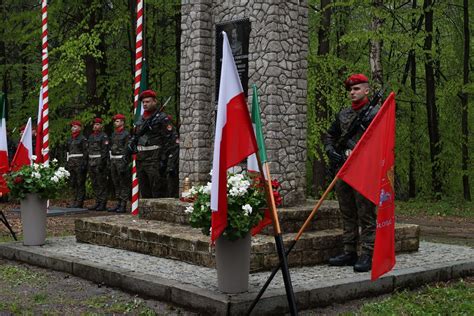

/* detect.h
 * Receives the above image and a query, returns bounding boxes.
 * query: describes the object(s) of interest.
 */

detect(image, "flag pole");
[246,175,338,315]
[253,152,298,316]
[131,0,144,216]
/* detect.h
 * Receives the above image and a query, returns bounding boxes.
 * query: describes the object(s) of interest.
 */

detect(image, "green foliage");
[5,160,70,200]
[185,172,275,241]
[360,279,474,315]
[308,0,474,200]
[1,0,180,150]
[396,199,474,218]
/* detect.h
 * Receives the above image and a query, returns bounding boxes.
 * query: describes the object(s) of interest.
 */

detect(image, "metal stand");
[0,210,17,241]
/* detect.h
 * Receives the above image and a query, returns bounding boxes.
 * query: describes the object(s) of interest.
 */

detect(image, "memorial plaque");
[215,18,251,102]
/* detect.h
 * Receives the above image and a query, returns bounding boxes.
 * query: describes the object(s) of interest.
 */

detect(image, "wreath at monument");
[183,171,282,241]
[5,158,70,200]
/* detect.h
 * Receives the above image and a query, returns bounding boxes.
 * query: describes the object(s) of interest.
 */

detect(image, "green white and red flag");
[336,92,397,280]
[247,84,273,235]
[11,118,33,171]
[210,31,258,241]
[0,95,9,195]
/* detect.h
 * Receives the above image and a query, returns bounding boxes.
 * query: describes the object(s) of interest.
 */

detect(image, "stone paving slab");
[0,237,472,315]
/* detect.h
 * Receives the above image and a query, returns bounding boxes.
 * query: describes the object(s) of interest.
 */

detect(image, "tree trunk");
[408,0,418,198]
[312,0,332,197]
[85,2,99,108]
[369,0,384,86]
[461,0,471,201]
[423,0,442,197]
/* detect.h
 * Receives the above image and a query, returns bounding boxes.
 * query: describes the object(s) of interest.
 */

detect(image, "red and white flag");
[210,32,258,241]
[337,92,397,280]
[11,118,33,171]
[35,87,45,164]
[0,98,9,195]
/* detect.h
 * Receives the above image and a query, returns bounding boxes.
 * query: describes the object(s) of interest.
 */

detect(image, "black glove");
[326,146,343,164]
[127,136,138,155]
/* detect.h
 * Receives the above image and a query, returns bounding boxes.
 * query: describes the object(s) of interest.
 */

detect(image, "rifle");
[127,96,173,154]
[327,86,387,174]
[341,86,387,151]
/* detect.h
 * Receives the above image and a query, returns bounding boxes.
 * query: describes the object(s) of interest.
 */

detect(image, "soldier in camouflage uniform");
[165,118,179,197]
[108,114,130,213]
[66,120,88,208]
[87,118,109,211]
[324,74,380,273]
[131,90,176,198]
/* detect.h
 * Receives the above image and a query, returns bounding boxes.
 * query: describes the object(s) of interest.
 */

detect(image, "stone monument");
[179,0,308,206]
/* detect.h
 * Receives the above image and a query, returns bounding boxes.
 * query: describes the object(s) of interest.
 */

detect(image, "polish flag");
[210,32,258,241]
[11,118,33,171]
[35,87,45,164]
[0,98,9,195]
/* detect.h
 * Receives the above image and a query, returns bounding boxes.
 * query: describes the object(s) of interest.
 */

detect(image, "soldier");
[130,89,176,198]
[324,74,380,273]
[108,114,130,213]
[165,118,179,197]
[87,117,109,211]
[66,120,88,208]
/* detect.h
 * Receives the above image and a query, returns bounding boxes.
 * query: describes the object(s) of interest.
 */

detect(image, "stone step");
[75,215,420,272]
[139,198,343,234]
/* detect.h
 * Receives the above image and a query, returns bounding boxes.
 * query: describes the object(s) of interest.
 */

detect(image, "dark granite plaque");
[215,18,251,102]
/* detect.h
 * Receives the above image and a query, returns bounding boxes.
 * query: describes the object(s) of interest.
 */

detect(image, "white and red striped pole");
[41,0,49,164]
[131,0,143,216]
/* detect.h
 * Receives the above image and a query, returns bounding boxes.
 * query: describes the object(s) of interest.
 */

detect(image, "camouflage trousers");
[335,179,376,255]
[88,165,108,203]
[68,166,86,203]
[110,160,131,203]
[137,159,166,198]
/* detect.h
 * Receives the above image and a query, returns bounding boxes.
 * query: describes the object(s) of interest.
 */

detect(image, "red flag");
[336,92,396,280]
[11,118,33,171]
[210,32,258,241]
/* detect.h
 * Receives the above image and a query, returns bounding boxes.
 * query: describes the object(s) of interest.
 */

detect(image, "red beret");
[344,74,369,89]
[139,89,157,101]
[93,117,103,124]
[113,114,126,121]
[70,120,82,127]
[19,125,26,132]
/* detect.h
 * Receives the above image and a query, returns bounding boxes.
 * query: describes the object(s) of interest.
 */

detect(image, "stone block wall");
[179,0,308,206]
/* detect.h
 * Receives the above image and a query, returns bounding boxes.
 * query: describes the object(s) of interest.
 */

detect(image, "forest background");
[0,0,472,202]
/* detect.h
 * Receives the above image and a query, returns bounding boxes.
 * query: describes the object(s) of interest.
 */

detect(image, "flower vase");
[215,233,251,293]
[20,193,48,246]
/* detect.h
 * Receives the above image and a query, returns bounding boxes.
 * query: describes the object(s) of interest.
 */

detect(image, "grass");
[0,264,44,286]
[396,199,474,218]
[358,279,474,315]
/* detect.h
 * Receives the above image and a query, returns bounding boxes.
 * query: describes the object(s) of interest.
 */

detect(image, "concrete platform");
[13,206,88,216]
[0,237,472,315]
[75,215,420,271]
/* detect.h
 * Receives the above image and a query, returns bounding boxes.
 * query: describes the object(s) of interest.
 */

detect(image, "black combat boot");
[107,201,121,212]
[353,254,372,272]
[67,201,77,208]
[95,201,107,212]
[115,201,127,213]
[328,252,358,266]
[88,201,100,211]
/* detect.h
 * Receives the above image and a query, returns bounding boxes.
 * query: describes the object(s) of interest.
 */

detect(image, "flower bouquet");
[6,158,70,200]
[182,171,282,241]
